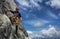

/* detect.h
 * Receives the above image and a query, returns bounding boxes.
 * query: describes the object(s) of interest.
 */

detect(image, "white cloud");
[16,0,42,9]
[27,30,44,39]
[33,20,49,27]
[30,0,40,7]
[16,0,29,7]
[33,22,44,27]
[46,0,60,9]
[27,25,60,39]
[41,25,57,37]
[23,19,49,27]
[25,14,37,19]
[47,11,58,19]
[16,0,43,12]
[27,31,33,34]
[49,13,58,19]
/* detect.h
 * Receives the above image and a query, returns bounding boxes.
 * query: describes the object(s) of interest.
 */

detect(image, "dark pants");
[16,25,18,34]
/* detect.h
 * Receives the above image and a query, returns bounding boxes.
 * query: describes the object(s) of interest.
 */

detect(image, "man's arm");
[18,13,22,20]
[10,10,14,14]
[20,17,22,21]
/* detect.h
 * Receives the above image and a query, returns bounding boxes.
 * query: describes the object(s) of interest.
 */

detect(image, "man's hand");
[20,17,22,21]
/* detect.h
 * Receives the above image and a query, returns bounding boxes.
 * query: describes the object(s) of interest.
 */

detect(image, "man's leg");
[16,25,18,34]
[9,17,13,24]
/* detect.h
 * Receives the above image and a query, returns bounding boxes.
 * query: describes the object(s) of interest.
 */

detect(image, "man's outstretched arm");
[10,10,15,14]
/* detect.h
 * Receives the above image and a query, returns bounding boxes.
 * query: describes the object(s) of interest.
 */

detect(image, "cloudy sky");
[14,0,60,39]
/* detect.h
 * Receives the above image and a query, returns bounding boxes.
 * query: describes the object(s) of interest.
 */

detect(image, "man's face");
[16,10,19,11]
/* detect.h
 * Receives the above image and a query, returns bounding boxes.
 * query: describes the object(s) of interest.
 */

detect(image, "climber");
[8,6,22,34]
[9,7,22,23]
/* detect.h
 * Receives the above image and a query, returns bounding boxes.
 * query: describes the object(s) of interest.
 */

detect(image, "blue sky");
[14,0,60,39]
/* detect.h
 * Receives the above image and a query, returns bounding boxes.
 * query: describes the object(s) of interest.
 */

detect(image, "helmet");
[16,7,19,11]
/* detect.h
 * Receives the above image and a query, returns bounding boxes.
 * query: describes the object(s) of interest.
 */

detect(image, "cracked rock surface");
[0,0,29,39]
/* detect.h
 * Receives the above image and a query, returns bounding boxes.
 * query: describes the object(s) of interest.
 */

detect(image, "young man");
[10,7,22,23]
[9,7,22,34]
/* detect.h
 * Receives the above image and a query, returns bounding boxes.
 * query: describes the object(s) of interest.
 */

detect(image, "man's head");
[16,7,19,11]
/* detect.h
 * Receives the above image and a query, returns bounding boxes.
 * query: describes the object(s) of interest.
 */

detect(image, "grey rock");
[0,0,29,39]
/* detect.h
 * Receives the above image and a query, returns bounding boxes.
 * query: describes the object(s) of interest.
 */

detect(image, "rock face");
[0,0,29,39]
[6,0,16,10]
